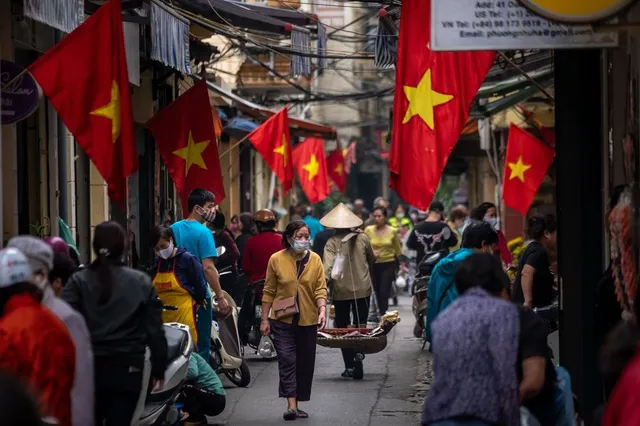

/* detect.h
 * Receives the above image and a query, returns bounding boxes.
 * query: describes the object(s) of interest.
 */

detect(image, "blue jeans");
[196,297,212,359]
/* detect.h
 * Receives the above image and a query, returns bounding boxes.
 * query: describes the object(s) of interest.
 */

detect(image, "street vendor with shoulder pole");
[321,203,376,380]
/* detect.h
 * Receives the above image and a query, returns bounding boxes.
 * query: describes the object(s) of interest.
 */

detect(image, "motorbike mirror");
[217,246,226,257]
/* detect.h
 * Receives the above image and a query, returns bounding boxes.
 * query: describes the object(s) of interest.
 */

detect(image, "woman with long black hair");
[62,221,167,426]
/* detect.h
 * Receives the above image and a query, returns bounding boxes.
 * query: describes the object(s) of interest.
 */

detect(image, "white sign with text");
[431,0,618,51]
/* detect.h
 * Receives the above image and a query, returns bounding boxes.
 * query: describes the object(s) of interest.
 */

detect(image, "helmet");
[254,209,276,223]
[43,236,70,255]
[0,248,34,288]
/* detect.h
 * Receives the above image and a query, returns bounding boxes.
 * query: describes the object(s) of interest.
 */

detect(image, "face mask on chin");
[396,212,405,219]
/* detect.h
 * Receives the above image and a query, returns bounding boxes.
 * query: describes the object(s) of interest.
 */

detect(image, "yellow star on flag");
[173,131,210,176]
[91,80,121,143]
[273,134,288,166]
[302,154,320,181]
[334,163,343,176]
[402,69,454,129]
[508,156,532,183]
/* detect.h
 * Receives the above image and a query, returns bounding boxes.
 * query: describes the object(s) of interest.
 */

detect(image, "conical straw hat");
[320,203,363,229]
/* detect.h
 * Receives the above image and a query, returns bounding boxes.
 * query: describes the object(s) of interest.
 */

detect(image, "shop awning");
[203,79,337,139]
[223,117,259,139]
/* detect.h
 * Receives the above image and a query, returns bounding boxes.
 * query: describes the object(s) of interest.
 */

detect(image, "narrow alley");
[216,296,430,426]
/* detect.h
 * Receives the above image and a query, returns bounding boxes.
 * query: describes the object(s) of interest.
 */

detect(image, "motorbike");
[243,279,278,360]
[412,250,448,339]
[533,301,559,365]
[209,255,251,387]
[133,308,193,426]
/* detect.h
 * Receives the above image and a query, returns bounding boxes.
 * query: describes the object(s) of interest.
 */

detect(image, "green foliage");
[29,221,47,238]
[320,191,350,212]
[434,179,459,212]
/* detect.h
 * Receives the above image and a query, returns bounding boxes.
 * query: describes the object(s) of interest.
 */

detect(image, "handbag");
[273,296,299,320]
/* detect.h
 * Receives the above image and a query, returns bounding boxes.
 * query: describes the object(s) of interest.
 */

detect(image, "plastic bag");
[554,366,577,426]
[258,335,275,358]
[520,407,541,426]
[331,253,345,280]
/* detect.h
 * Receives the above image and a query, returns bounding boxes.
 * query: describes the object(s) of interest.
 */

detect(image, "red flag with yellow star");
[326,149,346,193]
[388,0,495,210]
[502,124,554,216]
[293,139,330,204]
[28,0,136,206]
[147,80,225,215]
[247,108,293,193]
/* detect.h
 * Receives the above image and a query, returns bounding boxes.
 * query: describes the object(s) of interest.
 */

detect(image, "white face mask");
[158,242,174,260]
[484,216,498,228]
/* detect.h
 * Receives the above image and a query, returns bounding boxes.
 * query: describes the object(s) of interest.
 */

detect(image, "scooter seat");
[164,325,188,362]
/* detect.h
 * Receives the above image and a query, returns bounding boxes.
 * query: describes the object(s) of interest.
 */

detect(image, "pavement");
[211,293,431,426]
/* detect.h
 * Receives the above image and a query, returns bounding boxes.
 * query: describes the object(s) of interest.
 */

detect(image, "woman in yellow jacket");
[260,220,328,421]
[365,207,403,316]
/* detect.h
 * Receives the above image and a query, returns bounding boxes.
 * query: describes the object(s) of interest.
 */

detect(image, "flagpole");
[268,171,277,209]
[219,133,249,158]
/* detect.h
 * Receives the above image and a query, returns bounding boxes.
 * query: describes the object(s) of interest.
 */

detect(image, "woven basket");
[316,328,388,354]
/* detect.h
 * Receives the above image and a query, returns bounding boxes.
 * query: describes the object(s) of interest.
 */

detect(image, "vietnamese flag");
[247,108,293,193]
[293,139,330,204]
[147,80,225,215]
[326,149,346,192]
[502,124,555,216]
[388,0,495,210]
[28,0,136,206]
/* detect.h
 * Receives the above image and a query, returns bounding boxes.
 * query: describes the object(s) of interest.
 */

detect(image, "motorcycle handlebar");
[533,303,559,319]
[163,305,178,311]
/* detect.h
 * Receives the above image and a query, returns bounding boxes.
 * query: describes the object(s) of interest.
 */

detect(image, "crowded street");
[216,297,429,425]
[3,0,640,425]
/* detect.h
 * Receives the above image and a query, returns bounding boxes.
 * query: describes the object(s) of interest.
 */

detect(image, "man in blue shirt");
[171,188,229,360]
[301,205,324,242]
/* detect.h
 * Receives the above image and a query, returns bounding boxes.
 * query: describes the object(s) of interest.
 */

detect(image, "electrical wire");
[173,2,376,59]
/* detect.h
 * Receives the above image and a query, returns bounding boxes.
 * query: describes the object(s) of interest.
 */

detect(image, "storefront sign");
[519,0,636,24]
[1,61,40,125]
[431,0,618,51]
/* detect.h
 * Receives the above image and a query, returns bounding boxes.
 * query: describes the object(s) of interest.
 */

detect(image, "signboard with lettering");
[431,0,619,51]
[520,0,636,24]
[0,60,41,125]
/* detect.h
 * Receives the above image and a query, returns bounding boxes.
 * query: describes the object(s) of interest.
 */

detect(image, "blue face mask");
[292,239,310,253]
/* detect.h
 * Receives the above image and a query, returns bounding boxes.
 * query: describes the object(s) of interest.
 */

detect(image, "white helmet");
[0,248,34,288]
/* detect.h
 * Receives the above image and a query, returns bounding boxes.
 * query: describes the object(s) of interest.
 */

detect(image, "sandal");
[297,409,309,419]
[283,409,297,421]
[341,368,354,378]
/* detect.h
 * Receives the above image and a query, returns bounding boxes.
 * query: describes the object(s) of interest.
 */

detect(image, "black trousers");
[94,358,143,426]
[372,261,397,315]
[270,316,318,401]
[333,297,370,368]
[179,384,226,420]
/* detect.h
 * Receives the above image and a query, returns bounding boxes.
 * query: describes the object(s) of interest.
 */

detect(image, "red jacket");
[243,231,283,284]
[0,293,76,426]
[604,347,640,426]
